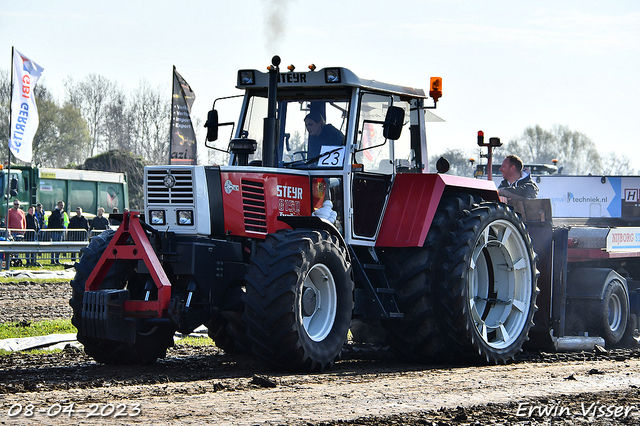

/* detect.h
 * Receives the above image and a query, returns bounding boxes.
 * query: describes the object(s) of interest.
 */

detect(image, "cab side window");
[354,93,403,174]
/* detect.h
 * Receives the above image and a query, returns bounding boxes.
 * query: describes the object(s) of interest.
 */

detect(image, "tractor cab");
[204,57,442,243]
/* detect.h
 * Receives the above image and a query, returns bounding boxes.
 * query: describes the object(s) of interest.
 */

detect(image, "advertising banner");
[10,49,44,163]
[606,227,640,252]
[169,67,197,165]
[536,175,640,219]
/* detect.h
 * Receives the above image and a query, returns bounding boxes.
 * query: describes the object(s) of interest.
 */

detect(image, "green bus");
[1,165,128,220]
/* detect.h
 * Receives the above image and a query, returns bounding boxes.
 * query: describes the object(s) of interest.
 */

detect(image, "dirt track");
[2,280,640,425]
[0,279,72,324]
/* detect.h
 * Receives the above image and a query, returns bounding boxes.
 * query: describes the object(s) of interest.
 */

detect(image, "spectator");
[91,207,110,231]
[8,199,26,233]
[68,207,89,262]
[8,199,26,267]
[34,202,46,233]
[110,207,121,227]
[47,200,65,265]
[69,207,89,233]
[25,206,40,267]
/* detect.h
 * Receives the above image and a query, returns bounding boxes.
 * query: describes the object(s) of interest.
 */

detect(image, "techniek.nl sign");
[535,176,640,219]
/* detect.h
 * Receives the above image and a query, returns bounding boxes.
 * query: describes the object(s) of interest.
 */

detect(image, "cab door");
[350,93,396,241]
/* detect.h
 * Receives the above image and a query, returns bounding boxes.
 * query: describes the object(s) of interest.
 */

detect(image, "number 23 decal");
[318,146,345,167]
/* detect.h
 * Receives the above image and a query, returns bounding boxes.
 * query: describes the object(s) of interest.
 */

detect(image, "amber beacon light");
[429,77,442,102]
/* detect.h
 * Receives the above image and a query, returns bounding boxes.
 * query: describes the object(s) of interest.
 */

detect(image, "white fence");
[0,228,107,268]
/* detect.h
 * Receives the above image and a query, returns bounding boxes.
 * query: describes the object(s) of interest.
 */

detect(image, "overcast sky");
[1,1,639,169]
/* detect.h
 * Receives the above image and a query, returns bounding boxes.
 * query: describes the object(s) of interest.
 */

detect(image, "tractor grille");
[242,179,267,233]
[146,168,194,204]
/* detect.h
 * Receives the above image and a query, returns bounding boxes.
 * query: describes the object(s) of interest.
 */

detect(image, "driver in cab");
[304,112,344,160]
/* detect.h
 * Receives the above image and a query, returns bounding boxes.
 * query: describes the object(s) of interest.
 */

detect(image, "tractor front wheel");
[69,230,176,364]
[243,229,353,371]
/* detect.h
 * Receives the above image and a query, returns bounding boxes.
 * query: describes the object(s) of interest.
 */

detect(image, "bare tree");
[505,125,603,175]
[0,68,9,103]
[601,152,635,175]
[31,91,59,167]
[31,86,91,168]
[103,87,132,152]
[503,125,556,164]
[65,74,116,156]
[552,125,603,175]
[55,102,92,165]
[0,68,10,159]
[129,80,170,164]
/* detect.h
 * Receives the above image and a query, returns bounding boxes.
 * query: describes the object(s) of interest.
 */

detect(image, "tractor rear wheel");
[243,229,353,371]
[380,193,481,362]
[69,229,176,364]
[440,202,538,363]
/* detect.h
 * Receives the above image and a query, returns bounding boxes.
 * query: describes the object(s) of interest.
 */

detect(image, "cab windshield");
[240,92,350,170]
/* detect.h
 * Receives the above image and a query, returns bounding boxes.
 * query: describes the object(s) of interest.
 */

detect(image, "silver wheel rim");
[468,219,533,350]
[302,264,337,342]
[607,290,622,332]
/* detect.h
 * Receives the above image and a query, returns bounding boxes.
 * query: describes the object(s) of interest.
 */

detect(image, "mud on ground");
[0,280,73,324]
[2,280,640,425]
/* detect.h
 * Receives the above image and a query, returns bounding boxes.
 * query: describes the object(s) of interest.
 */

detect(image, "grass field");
[0,318,214,356]
[0,318,76,340]
[0,276,71,284]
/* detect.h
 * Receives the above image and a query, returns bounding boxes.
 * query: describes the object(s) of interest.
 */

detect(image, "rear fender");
[376,173,499,247]
[567,268,629,301]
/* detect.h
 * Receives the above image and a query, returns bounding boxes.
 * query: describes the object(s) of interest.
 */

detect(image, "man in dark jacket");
[25,206,40,266]
[68,207,89,261]
[47,200,65,264]
[498,155,539,202]
[34,202,45,232]
[90,207,110,232]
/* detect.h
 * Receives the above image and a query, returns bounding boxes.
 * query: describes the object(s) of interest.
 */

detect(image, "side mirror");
[204,110,219,142]
[383,106,404,140]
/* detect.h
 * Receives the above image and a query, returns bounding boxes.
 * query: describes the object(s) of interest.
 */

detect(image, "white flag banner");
[10,49,44,163]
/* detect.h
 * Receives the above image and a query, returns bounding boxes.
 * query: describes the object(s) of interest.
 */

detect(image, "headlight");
[149,210,165,225]
[238,70,255,85]
[177,210,193,226]
[324,68,341,83]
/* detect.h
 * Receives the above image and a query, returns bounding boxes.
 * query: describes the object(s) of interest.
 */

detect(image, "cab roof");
[236,67,428,99]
